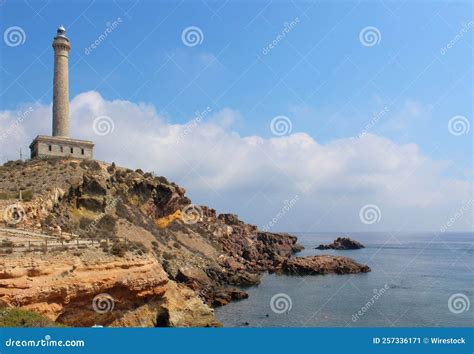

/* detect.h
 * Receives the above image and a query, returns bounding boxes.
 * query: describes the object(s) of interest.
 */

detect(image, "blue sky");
[0,0,472,232]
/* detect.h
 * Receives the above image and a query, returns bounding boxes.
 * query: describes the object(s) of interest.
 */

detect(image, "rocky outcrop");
[0,159,305,327]
[316,237,365,250]
[0,249,220,327]
[212,288,249,307]
[281,255,370,275]
[0,159,373,327]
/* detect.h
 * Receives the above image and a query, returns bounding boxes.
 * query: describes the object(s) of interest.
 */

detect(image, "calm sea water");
[215,232,473,327]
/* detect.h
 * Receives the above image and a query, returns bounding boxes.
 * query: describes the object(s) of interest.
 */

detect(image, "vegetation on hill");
[0,308,64,327]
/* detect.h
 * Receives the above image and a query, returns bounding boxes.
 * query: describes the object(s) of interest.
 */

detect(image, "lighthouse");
[30,26,94,159]
[52,25,70,137]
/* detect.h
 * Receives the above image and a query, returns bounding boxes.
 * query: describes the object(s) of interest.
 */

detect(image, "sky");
[0,0,472,232]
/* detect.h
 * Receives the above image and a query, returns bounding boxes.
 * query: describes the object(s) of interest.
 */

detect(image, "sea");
[214,232,473,327]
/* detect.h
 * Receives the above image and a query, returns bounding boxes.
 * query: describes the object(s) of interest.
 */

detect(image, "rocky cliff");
[0,159,369,327]
[0,158,304,326]
[0,249,219,327]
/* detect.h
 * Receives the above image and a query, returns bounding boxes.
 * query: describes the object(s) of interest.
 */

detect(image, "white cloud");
[0,91,472,232]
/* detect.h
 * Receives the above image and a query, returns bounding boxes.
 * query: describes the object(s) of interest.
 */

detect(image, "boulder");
[212,288,249,307]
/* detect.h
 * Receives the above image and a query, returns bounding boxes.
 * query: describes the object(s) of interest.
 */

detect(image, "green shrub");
[0,308,63,327]
[21,190,33,201]
[110,242,126,257]
[0,239,14,248]
[130,241,147,254]
[162,251,173,260]
[101,244,109,253]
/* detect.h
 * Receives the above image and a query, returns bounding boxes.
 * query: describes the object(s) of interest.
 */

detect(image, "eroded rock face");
[281,255,371,275]
[0,250,220,327]
[316,237,365,250]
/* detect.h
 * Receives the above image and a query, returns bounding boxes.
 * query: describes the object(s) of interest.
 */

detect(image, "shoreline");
[215,232,473,328]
